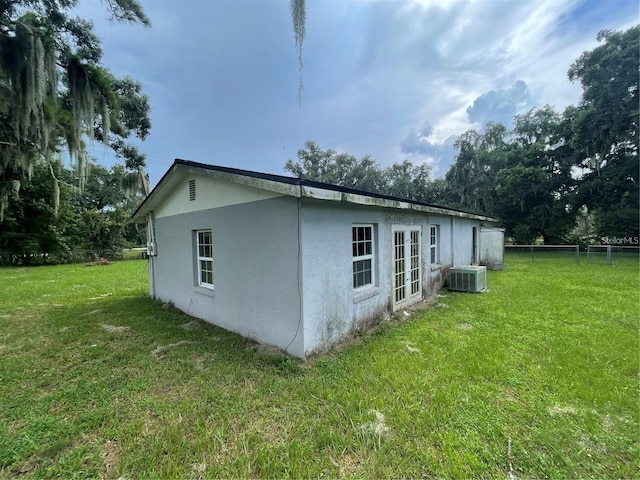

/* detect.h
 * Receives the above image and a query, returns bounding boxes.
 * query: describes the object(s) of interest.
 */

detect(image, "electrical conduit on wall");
[451,217,455,266]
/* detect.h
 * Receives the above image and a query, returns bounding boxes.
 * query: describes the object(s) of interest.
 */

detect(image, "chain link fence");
[0,247,147,266]
[505,245,639,266]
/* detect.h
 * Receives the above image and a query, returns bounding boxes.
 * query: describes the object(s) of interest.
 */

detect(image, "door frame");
[392,225,422,311]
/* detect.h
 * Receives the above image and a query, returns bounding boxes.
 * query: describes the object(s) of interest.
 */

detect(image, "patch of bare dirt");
[191,461,207,478]
[11,457,39,476]
[85,258,110,266]
[547,405,576,416]
[190,353,217,371]
[181,320,201,331]
[251,343,287,357]
[100,439,120,479]
[150,340,196,359]
[99,324,130,334]
[405,343,420,353]
[457,322,473,330]
[337,451,363,477]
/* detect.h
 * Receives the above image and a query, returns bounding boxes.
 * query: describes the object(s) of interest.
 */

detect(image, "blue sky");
[77,0,638,186]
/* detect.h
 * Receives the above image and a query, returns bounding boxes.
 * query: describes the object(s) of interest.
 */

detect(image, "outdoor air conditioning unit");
[448,266,486,293]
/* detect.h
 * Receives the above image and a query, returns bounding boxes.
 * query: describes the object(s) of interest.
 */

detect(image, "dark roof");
[172,159,486,217]
[175,159,301,185]
[132,158,497,221]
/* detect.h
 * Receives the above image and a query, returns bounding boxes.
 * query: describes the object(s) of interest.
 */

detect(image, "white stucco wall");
[149,175,304,357]
[147,173,490,358]
[299,200,484,355]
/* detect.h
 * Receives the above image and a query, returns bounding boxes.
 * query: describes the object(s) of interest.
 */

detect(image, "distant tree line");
[0,24,636,264]
[0,159,146,265]
[285,26,639,245]
[285,141,437,203]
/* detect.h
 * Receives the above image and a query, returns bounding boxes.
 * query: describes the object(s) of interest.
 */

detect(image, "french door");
[393,226,421,310]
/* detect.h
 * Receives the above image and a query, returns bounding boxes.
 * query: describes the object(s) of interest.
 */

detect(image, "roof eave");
[131,160,302,222]
[300,185,498,222]
[132,159,499,224]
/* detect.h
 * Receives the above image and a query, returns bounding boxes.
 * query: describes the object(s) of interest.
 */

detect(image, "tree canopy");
[568,26,639,240]
[444,25,638,243]
[0,0,151,220]
[285,141,440,204]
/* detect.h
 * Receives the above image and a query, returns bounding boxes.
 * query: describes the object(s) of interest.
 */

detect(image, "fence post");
[530,245,534,262]
[606,245,612,266]
[575,245,580,264]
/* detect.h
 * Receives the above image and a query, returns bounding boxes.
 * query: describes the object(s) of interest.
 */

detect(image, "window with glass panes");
[352,225,374,289]
[430,225,439,264]
[196,230,213,288]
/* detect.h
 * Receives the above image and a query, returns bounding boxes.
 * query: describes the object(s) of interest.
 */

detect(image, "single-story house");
[132,159,503,358]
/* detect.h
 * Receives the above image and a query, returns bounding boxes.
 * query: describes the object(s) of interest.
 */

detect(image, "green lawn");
[1,255,638,478]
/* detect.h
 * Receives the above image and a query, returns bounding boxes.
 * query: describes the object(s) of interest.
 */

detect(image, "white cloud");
[70,0,638,185]
[466,80,534,126]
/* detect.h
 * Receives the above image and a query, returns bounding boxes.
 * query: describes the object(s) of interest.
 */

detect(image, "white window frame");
[409,229,421,296]
[430,225,440,266]
[196,229,214,289]
[352,224,375,291]
[392,225,422,310]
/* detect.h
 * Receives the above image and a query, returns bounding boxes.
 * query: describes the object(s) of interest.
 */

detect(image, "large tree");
[444,26,638,244]
[568,26,639,238]
[499,106,578,243]
[445,108,581,244]
[445,122,511,214]
[0,0,151,220]
[285,141,386,193]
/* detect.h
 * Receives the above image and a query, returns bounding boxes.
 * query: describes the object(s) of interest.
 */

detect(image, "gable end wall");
[151,195,304,357]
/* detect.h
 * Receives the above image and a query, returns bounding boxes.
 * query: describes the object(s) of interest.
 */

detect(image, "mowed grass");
[0,255,638,479]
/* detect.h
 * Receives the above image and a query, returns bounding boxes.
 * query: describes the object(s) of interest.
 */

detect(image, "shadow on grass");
[58,295,305,378]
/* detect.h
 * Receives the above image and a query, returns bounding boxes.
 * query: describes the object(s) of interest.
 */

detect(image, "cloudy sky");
[78,0,637,186]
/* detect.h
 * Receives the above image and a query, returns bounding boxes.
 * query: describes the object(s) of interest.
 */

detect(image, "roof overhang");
[132,159,499,223]
[132,160,301,222]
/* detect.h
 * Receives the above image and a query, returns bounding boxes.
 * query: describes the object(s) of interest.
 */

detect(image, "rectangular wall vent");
[448,266,486,293]
[188,179,196,201]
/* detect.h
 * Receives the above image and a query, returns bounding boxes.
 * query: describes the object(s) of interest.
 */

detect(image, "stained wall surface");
[150,173,304,357]
[148,172,490,358]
